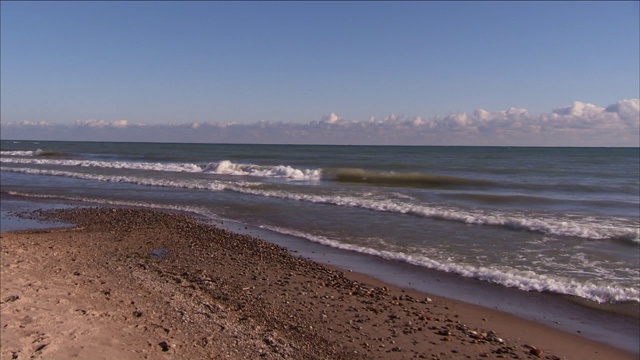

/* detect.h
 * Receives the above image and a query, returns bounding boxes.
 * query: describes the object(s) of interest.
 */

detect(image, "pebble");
[158,341,170,352]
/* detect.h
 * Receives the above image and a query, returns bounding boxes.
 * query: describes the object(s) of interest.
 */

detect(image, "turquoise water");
[1,140,638,304]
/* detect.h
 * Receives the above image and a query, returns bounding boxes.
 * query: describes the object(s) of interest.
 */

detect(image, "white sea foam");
[0,166,230,191]
[1,166,638,242]
[0,150,34,156]
[202,160,321,180]
[260,225,640,303]
[0,157,321,181]
[1,157,202,173]
[228,186,639,242]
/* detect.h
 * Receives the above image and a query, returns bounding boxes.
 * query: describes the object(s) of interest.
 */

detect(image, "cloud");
[75,119,131,128]
[605,98,640,125]
[552,101,603,117]
[320,113,342,124]
[1,99,638,146]
[443,113,470,130]
[16,120,52,127]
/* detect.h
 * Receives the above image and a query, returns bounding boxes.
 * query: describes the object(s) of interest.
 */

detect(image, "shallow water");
[0,198,74,231]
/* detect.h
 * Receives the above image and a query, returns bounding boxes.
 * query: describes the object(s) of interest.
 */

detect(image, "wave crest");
[203,160,322,180]
[330,168,493,188]
[0,156,322,181]
[261,225,639,304]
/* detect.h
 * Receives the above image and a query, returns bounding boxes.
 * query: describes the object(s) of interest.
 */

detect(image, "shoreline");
[1,206,637,359]
[221,218,640,321]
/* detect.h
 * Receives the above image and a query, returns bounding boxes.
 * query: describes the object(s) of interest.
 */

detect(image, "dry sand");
[1,207,635,359]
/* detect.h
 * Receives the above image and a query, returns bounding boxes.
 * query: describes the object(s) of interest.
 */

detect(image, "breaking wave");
[1,166,637,242]
[202,160,321,180]
[260,225,640,304]
[1,150,34,156]
[0,157,321,181]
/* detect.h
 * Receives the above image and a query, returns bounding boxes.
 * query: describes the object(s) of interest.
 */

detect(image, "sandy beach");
[1,207,636,360]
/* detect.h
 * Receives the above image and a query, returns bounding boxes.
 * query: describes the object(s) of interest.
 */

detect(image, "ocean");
[1,140,638,307]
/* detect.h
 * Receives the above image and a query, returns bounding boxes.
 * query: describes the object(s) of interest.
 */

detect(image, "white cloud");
[320,113,342,124]
[1,99,639,146]
[552,101,603,116]
[443,112,469,130]
[473,109,491,121]
[504,107,529,118]
[411,116,426,126]
[605,98,640,126]
[17,120,51,127]
[382,114,403,123]
[111,120,129,128]
[75,119,130,128]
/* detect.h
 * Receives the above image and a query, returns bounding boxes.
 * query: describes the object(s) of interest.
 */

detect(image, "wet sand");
[1,207,636,359]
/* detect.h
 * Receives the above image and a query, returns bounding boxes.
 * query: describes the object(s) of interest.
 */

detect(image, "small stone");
[529,348,543,357]
[2,295,19,303]
[158,341,170,352]
[391,346,402,352]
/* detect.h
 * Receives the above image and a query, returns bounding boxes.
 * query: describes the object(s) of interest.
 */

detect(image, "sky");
[1,1,639,146]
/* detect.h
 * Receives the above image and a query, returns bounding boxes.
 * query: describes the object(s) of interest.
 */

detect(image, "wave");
[1,150,34,156]
[34,149,66,157]
[202,160,321,180]
[327,168,636,196]
[445,193,558,204]
[328,168,494,188]
[260,225,639,304]
[2,166,638,242]
[245,189,639,243]
[0,149,66,157]
[1,157,202,173]
[8,157,506,190]
[444,192,640,209]
[0,166,230,191]
[0,157,322,181]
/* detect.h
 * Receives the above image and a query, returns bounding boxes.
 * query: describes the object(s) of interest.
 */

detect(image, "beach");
[1,207,635,360]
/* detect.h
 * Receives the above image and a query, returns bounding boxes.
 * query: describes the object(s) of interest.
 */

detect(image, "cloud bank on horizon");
[1,99,638,147]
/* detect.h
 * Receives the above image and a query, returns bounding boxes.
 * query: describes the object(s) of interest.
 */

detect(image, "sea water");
[1,141,638,306]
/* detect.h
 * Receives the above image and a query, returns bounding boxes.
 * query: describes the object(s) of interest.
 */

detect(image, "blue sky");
[1,1,639,146]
